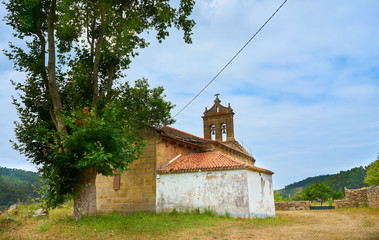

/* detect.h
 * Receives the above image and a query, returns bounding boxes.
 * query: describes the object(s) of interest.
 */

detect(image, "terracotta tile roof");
[156,151,273,175]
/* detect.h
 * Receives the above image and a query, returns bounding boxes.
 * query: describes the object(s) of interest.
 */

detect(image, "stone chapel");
[96,95,275,217]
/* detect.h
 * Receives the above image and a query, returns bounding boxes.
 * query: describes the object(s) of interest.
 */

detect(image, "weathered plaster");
[247,171,275,217]
[157,170,249,214]
[157,169,275,217]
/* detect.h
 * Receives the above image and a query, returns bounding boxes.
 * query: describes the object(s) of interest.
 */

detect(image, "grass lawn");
[1,203,378,240]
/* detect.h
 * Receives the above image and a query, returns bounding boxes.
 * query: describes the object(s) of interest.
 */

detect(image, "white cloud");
[1,0,379,188]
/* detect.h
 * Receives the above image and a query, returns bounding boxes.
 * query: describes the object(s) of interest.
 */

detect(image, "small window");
[216,106,219,112]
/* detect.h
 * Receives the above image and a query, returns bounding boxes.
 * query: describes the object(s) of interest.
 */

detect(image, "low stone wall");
[334,186,379,209]
[366,186,379,208]
[275,201,310,211]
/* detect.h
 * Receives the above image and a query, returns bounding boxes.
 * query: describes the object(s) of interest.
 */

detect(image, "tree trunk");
[91,2,106,106]
[47,0,67,135]
[73,167,98,220]
[106,61,116,98]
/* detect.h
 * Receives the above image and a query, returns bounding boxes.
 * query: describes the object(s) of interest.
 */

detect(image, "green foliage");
[203,207,217,216]
[278,165,369,200]
[170,208,178,215]
[326,198,334,206]
[191,208,201,215]
[302,183,332,202]
[332,190,345,200]
[274,191,283,202]
[0,167,42,210]
[4,0,195,211]
[290,192,303,201]
[281,175,333,196]
[326,166,368,191]
[364,157,379,186]
[13,78,175,209]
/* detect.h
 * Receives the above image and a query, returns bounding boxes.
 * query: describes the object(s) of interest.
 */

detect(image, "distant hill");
[0,167,41,210]
[278,166,369,196]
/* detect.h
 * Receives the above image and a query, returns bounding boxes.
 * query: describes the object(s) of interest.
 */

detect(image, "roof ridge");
[162,125,217,142]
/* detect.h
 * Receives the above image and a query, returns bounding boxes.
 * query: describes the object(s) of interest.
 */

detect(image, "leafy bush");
[332,190,345,200]
[364,157,379,186]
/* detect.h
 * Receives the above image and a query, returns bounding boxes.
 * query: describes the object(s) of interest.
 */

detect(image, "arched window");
[210,125,216,140]
[221,123,227,142]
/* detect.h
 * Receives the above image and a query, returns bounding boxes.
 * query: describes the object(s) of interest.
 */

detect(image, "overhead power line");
[173,0,288,118]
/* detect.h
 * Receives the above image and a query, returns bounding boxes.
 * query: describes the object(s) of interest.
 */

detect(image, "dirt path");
[250,210,378,240]
[167,209,379,240]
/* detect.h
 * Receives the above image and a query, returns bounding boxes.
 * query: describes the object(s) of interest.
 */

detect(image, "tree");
[364,156,379,186]
[302,183,332,205]
[274,191,283,202]
[332,190,344,200]
[4,0,195,220]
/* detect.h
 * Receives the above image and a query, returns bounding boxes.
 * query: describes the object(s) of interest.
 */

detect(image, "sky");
[0,0,378,190]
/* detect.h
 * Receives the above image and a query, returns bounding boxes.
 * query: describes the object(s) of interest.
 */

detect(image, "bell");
[222,128,226,134]
[211,129,215,135]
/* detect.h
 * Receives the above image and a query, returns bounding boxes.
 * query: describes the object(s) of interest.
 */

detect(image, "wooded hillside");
[0,167,41,210]
[278,166,369,197]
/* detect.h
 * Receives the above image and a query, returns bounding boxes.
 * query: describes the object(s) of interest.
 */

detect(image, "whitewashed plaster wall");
[156,170,275,218]
[247,171,275,217]
[156,170,249,215]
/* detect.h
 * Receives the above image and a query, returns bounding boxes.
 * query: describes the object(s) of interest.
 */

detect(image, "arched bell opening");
[221,123,227,142]
[210,124,216,140]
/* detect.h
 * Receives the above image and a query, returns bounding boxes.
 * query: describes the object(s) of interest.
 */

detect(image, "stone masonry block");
[136,163,151,169]
[145,168,155,174]
[144,179,155,186]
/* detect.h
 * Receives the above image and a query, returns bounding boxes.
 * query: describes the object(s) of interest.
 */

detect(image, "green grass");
[0,202,287,239]
[55,211,281,238]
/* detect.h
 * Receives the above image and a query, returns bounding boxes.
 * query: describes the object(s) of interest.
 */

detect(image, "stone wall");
[366,186,379,208]
[275,201,310,211]
[96,128,160,213]
[334,186,379,209]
